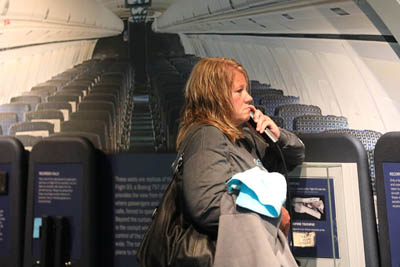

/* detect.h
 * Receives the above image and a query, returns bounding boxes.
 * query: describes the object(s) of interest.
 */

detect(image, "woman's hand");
[249,106,280,139]
[279,206,290,237]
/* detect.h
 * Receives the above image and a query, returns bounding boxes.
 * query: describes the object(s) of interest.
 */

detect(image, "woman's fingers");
[251,109,281,138]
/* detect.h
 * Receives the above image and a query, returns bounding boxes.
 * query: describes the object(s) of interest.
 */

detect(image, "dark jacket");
[180,124,305,236]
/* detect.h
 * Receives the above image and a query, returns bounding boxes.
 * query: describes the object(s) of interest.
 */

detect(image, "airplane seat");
[23,137,99,267]
[151,72,182,89]
[98,77,124,86]
[296,132,380,266]
[104,66,130,77]
[148,65,181,86]
[51,79,74,90]
[9,121,55,137]
[31,86,58,95]
[88,59,131,100]
[0,103,31,122]
[50,75,76,86]
[0,112,18,135]
[293,114,349,133]
[260,95,300,116]
[170,65,195,81]
[251,88,284,105]
[99,73,125,85]
[86,91,119,109]
[148,94,165,151]
[10,95,41,111]
[96,83,125,104]
[78,101,116,131]
[24,110,64,133]
[8,102,37,116]
[168,57,197,74]
[160,97,183,151]
[150,61,182,78]
[275,104,322,130]
[152,79,184,97]
[21,90,52,102]
[69,78,96,89]
[251,80,271,90]
[168,57,190,66]
[52,69,81,82]
[178,70,192,81]
[152,95,183,152]
[166,105,182,152]
[270,115,285,129]
[47,95,80,113]
[60,120,109,153]
[148,58,186,152]
[373,132,400,267]
[36,102,72,121]
[91,83,121,96]
[253,105,285,129]
[323,129,382,195]
[14,134,43,151]
[48,131,103,150]
[148,64,175,77]
[84,94,119,128]
[254,104,266,114]
[70,111,114,152]
[55,91,85,103]
[87,87,124,136]
[148,58,176,75]
[61,85,90,97]
[90,84,121,95]
[0,136,27,267]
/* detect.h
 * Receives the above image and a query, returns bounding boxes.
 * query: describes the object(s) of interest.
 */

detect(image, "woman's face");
[230,69,253,126]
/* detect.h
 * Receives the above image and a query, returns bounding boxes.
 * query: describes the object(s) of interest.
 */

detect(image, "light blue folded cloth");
[226,166,287,218]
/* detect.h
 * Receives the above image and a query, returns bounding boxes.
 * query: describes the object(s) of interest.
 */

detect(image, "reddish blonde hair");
[176,57,250,149]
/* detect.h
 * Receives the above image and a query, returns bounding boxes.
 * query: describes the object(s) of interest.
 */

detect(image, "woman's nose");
[245,91,253,103]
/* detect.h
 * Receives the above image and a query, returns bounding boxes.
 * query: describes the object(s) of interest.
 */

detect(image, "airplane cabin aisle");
[1,0,400,266]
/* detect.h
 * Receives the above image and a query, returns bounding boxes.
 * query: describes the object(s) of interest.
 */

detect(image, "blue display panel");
[383,162,400,267]
[109,153,175,267]
[289,178,339,258]
[0,164,11,256]
[32,164,82,260]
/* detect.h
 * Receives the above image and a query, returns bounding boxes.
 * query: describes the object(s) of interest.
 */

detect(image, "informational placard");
[32,164,82,260]
[0,164,11,256]
[289,178,339,258]
[289,163,365,267]
[383,162,400,267]
[109,153,175,267]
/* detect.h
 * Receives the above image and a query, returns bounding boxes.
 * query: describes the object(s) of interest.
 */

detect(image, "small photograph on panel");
[291,195,325,221]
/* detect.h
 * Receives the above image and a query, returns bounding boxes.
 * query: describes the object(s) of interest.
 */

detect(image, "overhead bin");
[191,1,210,18]
[230,0,250,9]
[0,0,123,49]
[208,0,233,13]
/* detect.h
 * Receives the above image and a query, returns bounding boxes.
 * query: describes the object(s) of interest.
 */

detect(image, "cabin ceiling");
[153,0,388,36]
[98,0,400,45]
[99,0,179,19]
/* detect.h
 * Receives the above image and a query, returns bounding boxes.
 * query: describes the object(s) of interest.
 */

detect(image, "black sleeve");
[181,126,232,235]
[247,127,305,173]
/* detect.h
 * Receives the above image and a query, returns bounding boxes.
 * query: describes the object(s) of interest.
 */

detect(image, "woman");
[176,57,305,265]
